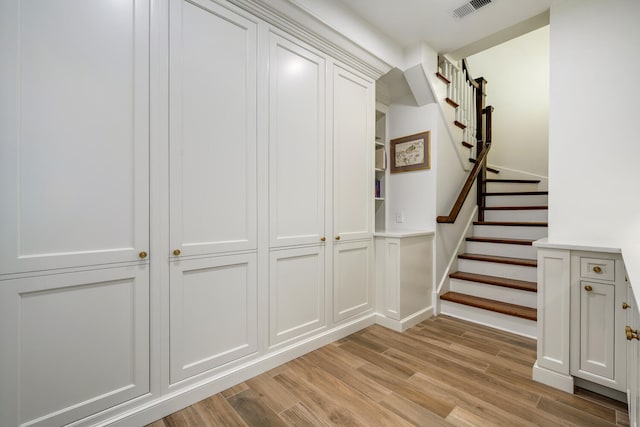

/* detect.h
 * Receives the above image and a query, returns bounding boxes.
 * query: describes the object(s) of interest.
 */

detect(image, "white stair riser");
[449,279,537,308]
[473,225,547,240]
[465,241,537,260]
[484,209,548,222]
[458,258,537,282]
[439,300,537,339]
[486,182,540,192]
[485,195,548,207]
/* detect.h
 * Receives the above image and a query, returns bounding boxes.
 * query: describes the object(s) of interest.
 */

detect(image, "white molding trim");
[375,307,433,333]
[532,362,575,394]
[226,0,392,79]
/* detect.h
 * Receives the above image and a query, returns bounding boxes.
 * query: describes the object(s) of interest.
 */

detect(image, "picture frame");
[390,131,430,173]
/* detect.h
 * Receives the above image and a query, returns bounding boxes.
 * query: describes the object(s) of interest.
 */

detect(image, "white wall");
[387,97,438,231]
[467,26,550,179]
[548,0,640,247]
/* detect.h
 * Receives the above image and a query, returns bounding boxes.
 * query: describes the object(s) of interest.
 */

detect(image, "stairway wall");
[466,26,549,180]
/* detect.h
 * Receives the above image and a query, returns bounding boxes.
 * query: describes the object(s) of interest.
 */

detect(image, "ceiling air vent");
[453,0,493,19]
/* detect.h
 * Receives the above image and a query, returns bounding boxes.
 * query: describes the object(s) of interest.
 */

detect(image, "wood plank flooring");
[147,316,629,426]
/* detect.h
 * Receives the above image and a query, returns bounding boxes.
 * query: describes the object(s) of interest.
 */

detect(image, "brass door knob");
[173,249,181,256]
[626,326,640,341]
[139,251,148,259]
[623,302,631,310]
[320,237,326,242]
[335,235,341,241]
[593,266,602,273]
[584,285,593,292]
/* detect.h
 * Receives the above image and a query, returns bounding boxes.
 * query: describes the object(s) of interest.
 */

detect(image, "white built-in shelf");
[375,141,384,147]
[375,197,384,201]
[375,167,385,172]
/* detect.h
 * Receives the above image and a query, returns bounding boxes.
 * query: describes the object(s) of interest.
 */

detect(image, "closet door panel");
[269,32,325,247]
[169,0,257,257]
[0,0,150,274]
[169,253,257,383]
[332,65,373,242]
[0,266,149,427]
[269,246,326,346]
[333,239,373,322]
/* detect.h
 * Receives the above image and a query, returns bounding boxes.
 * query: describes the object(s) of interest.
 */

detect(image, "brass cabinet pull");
[320,237,326,242]
[626,326,640,341]
[139,251,148,259]
[335,235,341,241]
[584,285,593,292]
[173,249,181,256]
[623,302,631,310]
[593,266,602,273]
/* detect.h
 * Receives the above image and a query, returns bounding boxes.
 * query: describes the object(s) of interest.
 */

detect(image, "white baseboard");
[532,362,574,393]
[96,313,377,427]
[375,306,433,332]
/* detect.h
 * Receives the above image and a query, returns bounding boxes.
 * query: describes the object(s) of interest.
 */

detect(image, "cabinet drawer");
[580,257,615,281]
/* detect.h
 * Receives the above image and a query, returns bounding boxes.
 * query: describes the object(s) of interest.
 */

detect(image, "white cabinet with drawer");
[570,252,627,392]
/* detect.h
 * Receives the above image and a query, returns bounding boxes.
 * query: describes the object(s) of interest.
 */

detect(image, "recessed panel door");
[0,0,150,274]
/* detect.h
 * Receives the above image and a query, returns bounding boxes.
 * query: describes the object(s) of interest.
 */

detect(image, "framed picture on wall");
[390,131,430,173]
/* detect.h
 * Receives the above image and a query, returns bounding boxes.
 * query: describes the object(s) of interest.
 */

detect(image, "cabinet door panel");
[334,240,373,322]
[0,0,150,274]
[579,281,615,380]
[169,0,257,256]
[269,33,325,247]
[170,253,257,383]
[333,65,373,241]
[0,266,149,427]
[269,246,326,346]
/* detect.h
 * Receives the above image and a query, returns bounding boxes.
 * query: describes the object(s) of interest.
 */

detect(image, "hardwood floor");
[147,316,629,426]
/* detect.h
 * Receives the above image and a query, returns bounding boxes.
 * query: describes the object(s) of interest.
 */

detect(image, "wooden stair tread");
[461,141,473,148]
[449,271,537,292]
[466,236,534,246]
[458,253,537,267]
[445,97,459,108]
[473,221,548,227]
[483,191,548,196]
[454,120,466,129]
[483,205,548,211]
[486,179,541,184]
[440,292,537,321]
[436,72,450,84]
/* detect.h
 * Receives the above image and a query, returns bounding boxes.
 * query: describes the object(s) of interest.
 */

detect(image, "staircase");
[440,179,548,338]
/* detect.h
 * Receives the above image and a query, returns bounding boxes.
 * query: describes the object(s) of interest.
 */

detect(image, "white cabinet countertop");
[373,229,435,238]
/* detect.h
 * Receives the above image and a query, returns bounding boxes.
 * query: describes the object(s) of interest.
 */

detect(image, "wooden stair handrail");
[437,140,492,224]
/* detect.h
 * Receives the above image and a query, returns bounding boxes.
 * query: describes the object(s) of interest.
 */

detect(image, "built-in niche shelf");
[375,105,388,232]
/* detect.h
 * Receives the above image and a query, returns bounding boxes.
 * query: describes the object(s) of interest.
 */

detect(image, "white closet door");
[268,32,326,248]
[169,253,257,383]
[332,64,374,242]
[269,246,326,346]
[333,239,373,322]
[169,0,257,258]
[0,0,150,274]
[0,266,149,427]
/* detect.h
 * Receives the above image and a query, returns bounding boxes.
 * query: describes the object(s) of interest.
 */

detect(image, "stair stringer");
[433,205,478,315]
[403,62,471,172]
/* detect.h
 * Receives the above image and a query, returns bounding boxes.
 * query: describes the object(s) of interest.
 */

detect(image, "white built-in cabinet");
[535,245,628,397]
[570,255,627,391]
[0,0,378,425]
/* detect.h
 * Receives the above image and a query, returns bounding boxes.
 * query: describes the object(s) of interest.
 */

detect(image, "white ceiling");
[332,0,551,55]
